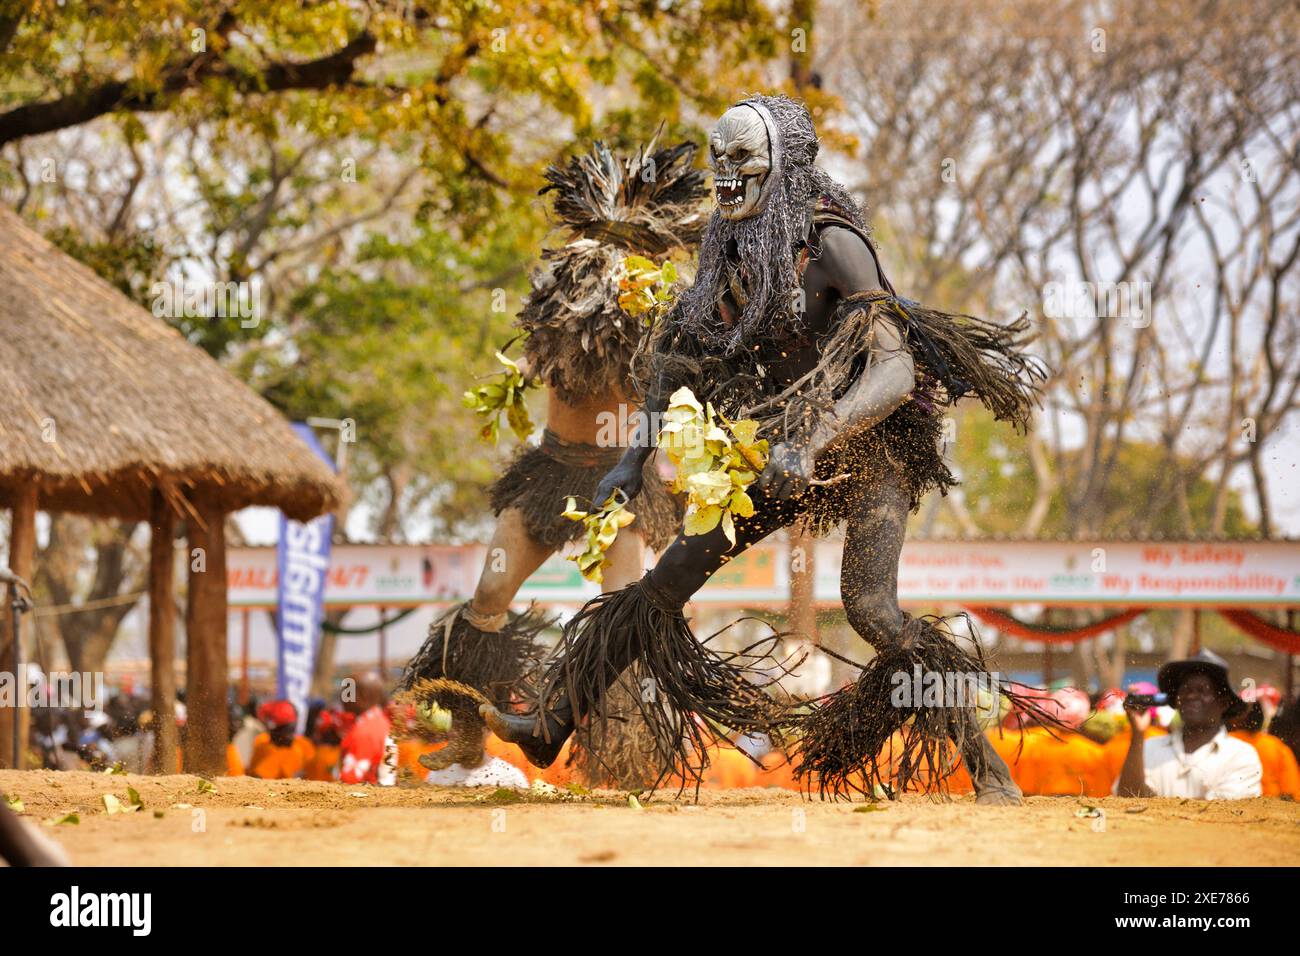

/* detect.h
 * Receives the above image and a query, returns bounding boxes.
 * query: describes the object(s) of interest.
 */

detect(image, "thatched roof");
[0,205,345,523]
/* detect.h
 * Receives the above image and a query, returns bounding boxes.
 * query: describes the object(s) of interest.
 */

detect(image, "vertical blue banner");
[276,424,336,734]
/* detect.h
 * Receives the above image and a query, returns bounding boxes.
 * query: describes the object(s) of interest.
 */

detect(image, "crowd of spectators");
[20,653,1300,801]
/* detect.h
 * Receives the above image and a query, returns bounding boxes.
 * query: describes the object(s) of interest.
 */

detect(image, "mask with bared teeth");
[708,101,782,221]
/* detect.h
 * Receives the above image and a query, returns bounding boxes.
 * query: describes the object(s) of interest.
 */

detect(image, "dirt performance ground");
[3,769,1298,866]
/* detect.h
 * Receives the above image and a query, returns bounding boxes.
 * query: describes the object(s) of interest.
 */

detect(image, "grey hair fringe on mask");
[675,93,866,355]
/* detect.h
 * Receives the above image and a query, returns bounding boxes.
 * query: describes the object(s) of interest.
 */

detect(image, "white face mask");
[708,103,780,220]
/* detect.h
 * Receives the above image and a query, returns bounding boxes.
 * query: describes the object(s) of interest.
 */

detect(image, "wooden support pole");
[184,492,228,775]
[1,486,37,770]
[148,488,178,775]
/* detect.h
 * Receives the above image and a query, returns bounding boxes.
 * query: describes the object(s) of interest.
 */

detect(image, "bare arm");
[761,227,915,498]
[1116,707,1156,797]
[811,227,914,454]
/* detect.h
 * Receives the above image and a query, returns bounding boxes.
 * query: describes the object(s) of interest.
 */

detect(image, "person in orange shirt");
[889,685,1035,799]
[1018,727,1109,797]
[224,701,245,776]
[247,700,316,780]
[1229,726,1300,798]
[305,708,352,781]
[1229,690,1300,799]
[734,734,801,791]
[873,731,973,796]
[698,741,759,790]
[757,749,801,790]
[986,682,1059,792]
[653,727,757,793]
[1014,688,1109,797]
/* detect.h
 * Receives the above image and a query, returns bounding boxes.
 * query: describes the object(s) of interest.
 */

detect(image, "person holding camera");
[1116,649,1262,799]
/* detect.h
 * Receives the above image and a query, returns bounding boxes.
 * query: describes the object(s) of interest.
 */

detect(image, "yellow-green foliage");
[617,255,678,318]
[658,387,768,547]
[563,494,637,584]
[462,351,538,445]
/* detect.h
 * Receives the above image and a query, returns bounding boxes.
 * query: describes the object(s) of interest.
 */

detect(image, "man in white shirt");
[1116,649,1262,799]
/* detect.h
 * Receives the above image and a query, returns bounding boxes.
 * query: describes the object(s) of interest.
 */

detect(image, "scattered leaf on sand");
[480,788,524,804]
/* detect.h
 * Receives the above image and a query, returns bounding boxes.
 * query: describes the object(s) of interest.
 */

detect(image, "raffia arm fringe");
[746,291,1046,439]
[642,291,1046,466]
[851,291,1046,431]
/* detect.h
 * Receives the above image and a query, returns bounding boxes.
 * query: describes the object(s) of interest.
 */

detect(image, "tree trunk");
[1170,608,1193,661]
[788,0,817,90]
[62,611,126,677]
[788,530,818,645]
[1109,623,1127,690]
[184,494,228,775]
[1069,622,1091,690]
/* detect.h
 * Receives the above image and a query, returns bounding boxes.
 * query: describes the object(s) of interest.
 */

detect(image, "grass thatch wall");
[0,205,344,522]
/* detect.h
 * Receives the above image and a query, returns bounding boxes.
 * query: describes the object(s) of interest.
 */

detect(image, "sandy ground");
[3,769,1298,866]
